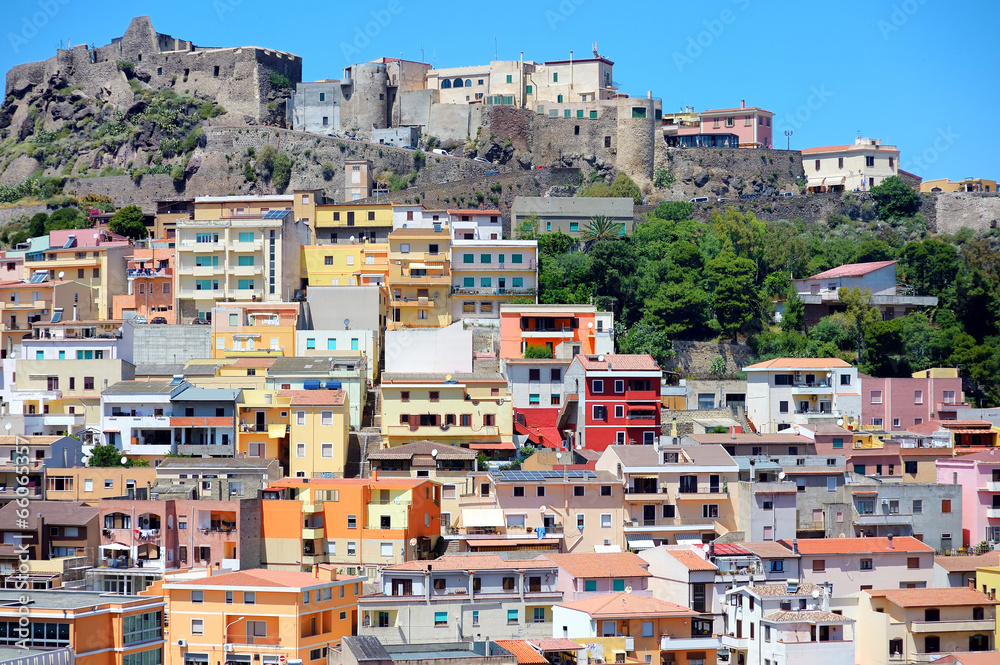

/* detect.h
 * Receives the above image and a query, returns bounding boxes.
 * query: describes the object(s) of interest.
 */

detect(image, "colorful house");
[301,243,389,287]
[937,451,1000,548]
[111,240,175,323]
[499,304,604,360]
[210,302,300,358]
[780,536,934,595]
[387,226,452,329]
[284,389,351,478]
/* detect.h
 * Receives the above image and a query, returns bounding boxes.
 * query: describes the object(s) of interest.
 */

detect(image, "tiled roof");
[575,354,660,371]
[388,554,556,572]
[934,552,1000,572]
[744,358,853,370]
[749,582,825,598]
[278,389,346,406]
[867,587,999,608]
[232,357,277,368]
[554,592,696,618]
[529,639,586,652]
[448,209,502,216]
[180,568,338,588]
[762,610,853,623]
[366,440,476,461]
[665,550,718,572]
[943,449,1000,464]
[541,553,652,578]
[933,653,1000,665]
[494,641,548,665]
[807,260,897,279]
[686,433,812,445]
[0,501,97,529]
[779,536,933,555]
[738,542,798,558]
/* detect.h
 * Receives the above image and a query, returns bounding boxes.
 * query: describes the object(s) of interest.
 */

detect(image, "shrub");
[654,168,676,188]
[268,72,292,89]
[171,165,185,184]
[272,153,292,192]
[116,61,135,78]
[321,162,336,180]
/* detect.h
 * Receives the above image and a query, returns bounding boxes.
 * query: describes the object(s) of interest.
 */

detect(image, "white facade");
[295,329,377,382]
[744,360,861,433]
[802,137,900,192]
[450,239,538,322]
[505,360,570,410]
[391,204,448,230]
[384,322,472,374]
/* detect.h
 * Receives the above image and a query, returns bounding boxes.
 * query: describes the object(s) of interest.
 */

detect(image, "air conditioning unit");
[177,639,187,648]
[224,644,235,653]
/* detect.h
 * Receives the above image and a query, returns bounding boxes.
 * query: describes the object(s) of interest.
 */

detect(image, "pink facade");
[543,553,652,601]
[936,452,1000,547]
[861,374,966,430]
[673,101,774,148]
[786,537,935,595]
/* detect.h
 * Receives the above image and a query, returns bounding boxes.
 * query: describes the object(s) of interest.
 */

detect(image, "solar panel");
[50,310,62,323]
[262,209,288,219]
[62,237,76,249]
[29,271,48,283]
[495,469,595,481]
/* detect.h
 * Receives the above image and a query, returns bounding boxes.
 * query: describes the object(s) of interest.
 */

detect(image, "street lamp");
[784,130,793,151]
[224,616,246,647]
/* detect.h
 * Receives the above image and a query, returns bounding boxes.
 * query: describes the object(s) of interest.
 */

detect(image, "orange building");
[112,241,176,323]
[260,477,441,579]
[499,304,600,360]
[162,567,363,665]
[211,303,300,359]
[0,589,165,665]
[237,390,291,468]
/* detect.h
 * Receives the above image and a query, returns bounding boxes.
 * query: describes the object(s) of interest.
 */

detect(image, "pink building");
[781,536,934,595]
[665,100,773,148]
[937,451,1000,549]
[541,552,652,601]
[861,372,967,430]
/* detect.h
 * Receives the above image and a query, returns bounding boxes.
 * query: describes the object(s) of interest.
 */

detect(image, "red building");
[559,354,661,451]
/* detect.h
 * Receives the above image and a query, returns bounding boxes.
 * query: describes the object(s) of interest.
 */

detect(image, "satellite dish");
[539,505,547,512]
[702,544,710,552]
[3,423,10,432]
[409,538,417,546]
[344,318,350,327]
[836,418,844,426]
[350,235,356,241]
[556,452,562,460]
[58,271,65,279]
[812,589,821,599]
[587,323,593,328]
[120,456,128,465]
[778,471,786,480]
[598,355,605,362]
[394,496,402,505]
[431,449,439,458]
[625,585,633,594]
[445,374,453,381]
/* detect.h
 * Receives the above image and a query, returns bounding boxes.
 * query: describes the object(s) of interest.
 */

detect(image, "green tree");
[537,231,575,256]
[28,212,47,237]
[88,444,148,467]
[577,181,613,198]
[523,345,553,359]
[272,153,292,192]
[899,238,959,297]
[515,214,540,240]
[46,207,84,231]
[781,292,805,333]
[618,322,675,367]
[582,215,622,244]
[870,175,920,220]
[642,281,711,338]
[650,201,694,222]
[609,172,642,204]
[653,169,676,188]
[108,205,148,240]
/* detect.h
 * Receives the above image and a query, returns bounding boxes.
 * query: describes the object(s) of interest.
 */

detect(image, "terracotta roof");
[271,477,428,489]
[935,552,1000,572]
[278,389,346,406]
[232,357,277,368]
[554,592,696,618]
[942,449,1000,464]
[665,550,718,572]
[807,260,898,280]
[494,641,548,665]
[867,587,999,608]
[739,542,798,558]
[700,106,773,115]
[779,536,933,555]
[574,354,660,372]
[181,568,340,588]
[366,440,476,461]
[541,553,651,578]
[762,610,853,623]
[387,554,556,572]
[686,433,812,444]
[933,653,1000,665]
[744,358,853,370]
[529,639,585,652]
[712,543,752,556]
[749,582,825,598]
[448,209,502,216]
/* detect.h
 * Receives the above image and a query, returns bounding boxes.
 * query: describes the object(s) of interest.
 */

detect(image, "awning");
[627,405,658,412]
[626,534,655,549]
[138,543,159,558]
[462,508,505,528]
[101,543,131,551]
[675,535,704,545]
[468,441,516,450]
[268,424,287,439]
[594,544,623,553]
[469,538,559,548]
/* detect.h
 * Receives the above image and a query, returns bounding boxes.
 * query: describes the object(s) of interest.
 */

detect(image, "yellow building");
[977,565,1000,639]
[301,244,389,286]
[211,303,300,359]
[161,567,363,665]
[284,389,351,478]
[44,466,158,503]
[294,189,394,245]
[387,227,452,330]
[21,228,131,320]
[237,389,291,469]
[0,277,98,360]
[921,177,997,194]
[380,372,513,452]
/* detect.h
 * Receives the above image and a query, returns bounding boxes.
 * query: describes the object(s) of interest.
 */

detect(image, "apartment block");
[0,500,98,588]
[265,356,366,430]
[543,552,652,601]
[510,197,634,241]
[743,358,861,433]
[506,358,572,449]
[301,243,389,287]
[285,389,351,478]
[802,136,900,192]
[781,536,934,595]
[387,227,452,329]
[111,241,176,323]
[499,304,613,361]
[210,302,300,359]
[450,239,538,321]
[0,274,98,360]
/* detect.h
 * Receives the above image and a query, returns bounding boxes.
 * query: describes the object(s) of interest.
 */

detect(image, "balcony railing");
[677,486,727,496]
[451,286,537,296]
[225,633,281,646]
[127,268,171,278]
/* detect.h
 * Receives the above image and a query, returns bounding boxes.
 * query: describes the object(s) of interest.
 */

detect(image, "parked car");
[779,191,795,197]
[431,149,449,156]
[689,197,709,203]
[191,318,211,325]
[717,197,731,202]
[534,165,551,170]
[150,317,168,324]
[740,194,759,200]
[473,156,490,163]
[486,170,500,176]
[130,315,147,324]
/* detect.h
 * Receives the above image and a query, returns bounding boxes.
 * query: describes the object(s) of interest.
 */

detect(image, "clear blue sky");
[3,0,997,180]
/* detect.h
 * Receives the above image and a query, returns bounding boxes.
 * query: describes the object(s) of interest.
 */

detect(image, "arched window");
[465,79,472,87]
[453,78,464,88]
[441,79,451,89]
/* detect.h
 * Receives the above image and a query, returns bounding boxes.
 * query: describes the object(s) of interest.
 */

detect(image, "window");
[471,611,479,626]
[593,405,607,420]
[584,580,597,592]
[770,560,784,572]
[601,485,612,496]
[779,400,789,413]
[84,377,94,390]
[860,559,873,570]
[529,393,540,405]
[347,515,357,529]
[907,557,920,569]
[191,590,204,604]
[244,591,256,604]
[191,619,203,635]
[507,610,519,624]
[533,607,546,623]
[513,486,525,497]
[569,222,579,232]
[574,486,585,497]
[320,443,333,458]
[702,504,718,518]
[615,405,625,419]
[601,514,612,528]
[813,560,826,572]
[592,379,604,393]
[551,394,560,405]
[870,390,882,404]
[321,411,333,426]
[942,499,952,513]
[841,374,852,385]
[614,379,625,393]
[913,499,923,514]
[434,612,447,627]
[536,486,545,497]
[347,542,356,556]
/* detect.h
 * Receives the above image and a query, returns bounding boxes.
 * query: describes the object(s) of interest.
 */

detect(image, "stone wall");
[0,204,47,226]
[652,146,805,201]
[932,192,1000,234]
[663,340,754,379]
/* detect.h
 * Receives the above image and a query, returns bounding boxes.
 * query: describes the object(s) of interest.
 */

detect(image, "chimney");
[887,534,894,549]
[740,99,745,109]
[792,538,799,554]
[313,564,319,578]
[969,577,976,590]
[206,566,213,577]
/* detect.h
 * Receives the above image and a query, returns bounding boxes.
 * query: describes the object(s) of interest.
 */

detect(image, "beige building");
[802,137,900,193]
[285,389,351,479]
[44,466,157,503]
[387,227,452,330]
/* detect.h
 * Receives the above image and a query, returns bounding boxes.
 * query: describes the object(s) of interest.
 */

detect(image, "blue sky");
[3,0,997,180]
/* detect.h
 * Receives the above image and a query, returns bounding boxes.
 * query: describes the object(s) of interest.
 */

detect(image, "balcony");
[623,518,715,533]
[988,508,1000,519]
[231,240,264,252]
[985,482,1000,492]
[857,513,913,526]
[720,634,748,651]
[225,632,281,647]
[771,640,854,663]
[184,241,224,253]
[791,384,835,395]
[521,328,576,338]
[623,486,666,501]
[177,288,221,300]
[937,400,970,412]
[230,288,264,300]
[660,635,721,651]
[127,268,171,278]
[394,296,436,307]
[909,619,995,633]
[11,389,62,401]
[451,286,537,297]
[0,300,51,311]
[24,412,85,427]
[179,265,222,277]
[302,527,324,539]
[676,486,728,499]
[231,265,263,277]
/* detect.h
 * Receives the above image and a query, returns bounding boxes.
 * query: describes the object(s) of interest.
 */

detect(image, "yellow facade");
[380,373,513,450]
[211,303,299,359]
[387,227,452,329]
[921,177,997,194]
[977,566,1000,639]
[0,280,98,359]
[192,195,293,221]
[162,567,363,665]
[44,466,158,503]
[301,244,389,286]
[15,358,129,427]
[237,390,291,468]
[286,391,351,478]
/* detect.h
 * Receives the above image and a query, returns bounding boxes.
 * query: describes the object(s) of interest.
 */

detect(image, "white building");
[801,137,900,193]
[450,239,538,322]
[295,329,377,383]
[721,581,855,665]
[743,358,861,433]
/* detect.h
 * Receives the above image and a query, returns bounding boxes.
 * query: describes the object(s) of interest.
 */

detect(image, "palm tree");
[581,215,622,250]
